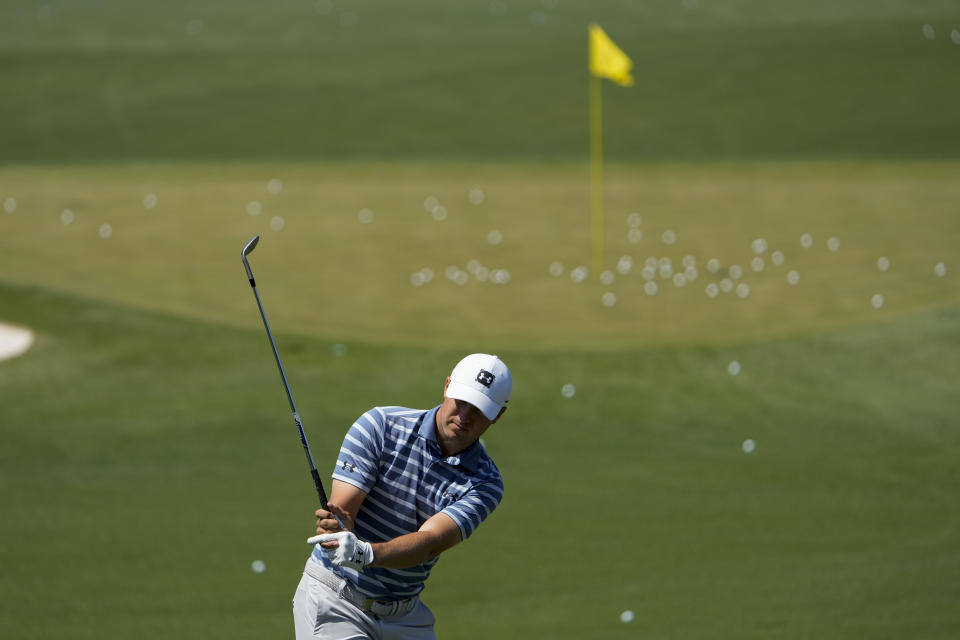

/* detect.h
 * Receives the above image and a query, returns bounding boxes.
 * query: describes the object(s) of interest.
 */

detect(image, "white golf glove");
[307,531,374,570]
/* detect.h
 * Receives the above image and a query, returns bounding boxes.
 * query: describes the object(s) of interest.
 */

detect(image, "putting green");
[1,162,958,349]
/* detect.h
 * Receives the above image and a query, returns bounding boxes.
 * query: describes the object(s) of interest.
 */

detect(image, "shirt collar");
[420,405,483,472]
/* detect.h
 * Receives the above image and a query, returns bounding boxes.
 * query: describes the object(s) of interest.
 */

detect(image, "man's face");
[435,377,502,457]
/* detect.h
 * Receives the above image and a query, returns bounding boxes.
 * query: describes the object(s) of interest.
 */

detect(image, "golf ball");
[728,361,741,376]
[561,383,576,398]
[742,439,756,454]
[251,560,266,574]
[620,610,635,623]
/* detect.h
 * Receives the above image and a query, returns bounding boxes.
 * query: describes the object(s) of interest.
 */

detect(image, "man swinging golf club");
[292,353,513,640]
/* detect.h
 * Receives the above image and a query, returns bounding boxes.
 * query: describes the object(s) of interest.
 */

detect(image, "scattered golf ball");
[143,193,158,209]
[922,23,936,40]
[251,560,266,574]
[331,343,348,357]
[468,188,485,205]
[877,257,890,272]
[705,283,719,298]
[570,266,589,284]
[771,250,784,266]
[267,178,283,195]
[672,273,687,288]
[561,383,576,398]
[719,278,734,293]
[728,265,743,280]
[800,233,813,249]
[270,215,285,231]
[431,205,448,221]
[827,236,841,252]
[871,293,885,309]
[641,265,656,281]
[627,212,642,227]
[601,292,617,307]
[728,361,741,376]
[3,197,17,214]
[487,230,503,245]
[751,238,768,254]
[60,209,75,225]
[787,270,800,286]
[549,261,564,277]
[682,255,697,269]
[706,258,721,274]
[600,270,615,285]
[628,228,643,243]
[742,439,756,454]
[620,610,635,624]
[644,281,659,296]
[934,262,947,277]
[357,208,374,224]
[490,269,511,285]
[247,200,262,216]
[661,229,677,245]
[410,272,427,287]
[99,223,113,239]
[952,29,960,45]
[736,283,750,299]
[617,255,633,275]
[424,196,439,212]
[751,257,765,272]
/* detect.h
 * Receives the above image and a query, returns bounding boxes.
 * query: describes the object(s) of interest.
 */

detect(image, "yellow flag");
[589,24,634,87]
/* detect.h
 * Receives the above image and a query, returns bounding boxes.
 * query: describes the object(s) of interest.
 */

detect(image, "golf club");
[241,235,330,511]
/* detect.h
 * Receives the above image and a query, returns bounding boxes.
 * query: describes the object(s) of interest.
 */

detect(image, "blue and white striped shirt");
[309,405,504,600]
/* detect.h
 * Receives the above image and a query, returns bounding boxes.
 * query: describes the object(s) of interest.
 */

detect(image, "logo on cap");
[475,369,495,387]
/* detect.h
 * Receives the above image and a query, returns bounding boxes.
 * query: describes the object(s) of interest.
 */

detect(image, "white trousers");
[292,568,437,640]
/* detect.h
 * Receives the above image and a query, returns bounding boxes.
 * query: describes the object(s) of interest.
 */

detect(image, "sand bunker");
[0,322,34,361]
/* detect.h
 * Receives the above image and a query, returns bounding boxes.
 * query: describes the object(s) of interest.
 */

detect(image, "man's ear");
[442,376,451,395]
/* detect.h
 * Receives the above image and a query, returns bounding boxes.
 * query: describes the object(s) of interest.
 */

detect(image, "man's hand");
[307,531,374,570]
[314,503,350,535]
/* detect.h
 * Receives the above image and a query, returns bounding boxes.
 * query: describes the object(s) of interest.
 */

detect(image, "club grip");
[310,467,330,509]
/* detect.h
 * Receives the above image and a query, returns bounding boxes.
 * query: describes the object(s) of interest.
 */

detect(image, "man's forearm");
[369,530,449,569]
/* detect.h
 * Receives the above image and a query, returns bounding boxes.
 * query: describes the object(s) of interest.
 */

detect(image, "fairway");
[2,0,960,638]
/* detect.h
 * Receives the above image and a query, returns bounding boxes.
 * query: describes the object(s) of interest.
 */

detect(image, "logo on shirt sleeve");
[475,369,495,387]
[339,460,357,474]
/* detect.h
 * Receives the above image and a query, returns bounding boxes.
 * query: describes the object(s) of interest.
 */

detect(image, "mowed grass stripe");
[1,162,958,349]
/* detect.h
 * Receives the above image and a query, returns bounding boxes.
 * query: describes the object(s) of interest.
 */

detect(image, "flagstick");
[589,73,605,277]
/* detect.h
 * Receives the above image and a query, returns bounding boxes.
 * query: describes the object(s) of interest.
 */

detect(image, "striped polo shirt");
[309,405,504,600]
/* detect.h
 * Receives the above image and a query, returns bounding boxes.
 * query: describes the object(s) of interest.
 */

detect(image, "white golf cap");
[445,353,512,421]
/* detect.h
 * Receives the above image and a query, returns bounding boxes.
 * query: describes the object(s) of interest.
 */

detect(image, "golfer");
[292,353,512,639]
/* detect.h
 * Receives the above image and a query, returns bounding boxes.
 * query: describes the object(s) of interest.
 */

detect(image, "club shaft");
[249,280,330,509]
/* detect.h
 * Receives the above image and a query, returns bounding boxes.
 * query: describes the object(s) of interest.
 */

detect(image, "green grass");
[2,0,960,163]
[1,281,958,639]
[1,162,958,349]
[2,1,959,637]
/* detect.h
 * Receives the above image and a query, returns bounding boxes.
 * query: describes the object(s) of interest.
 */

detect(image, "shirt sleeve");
[441,478,504,540]
[331,408,385,493]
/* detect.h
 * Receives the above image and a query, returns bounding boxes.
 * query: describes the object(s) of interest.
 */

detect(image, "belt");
[304,560,419,618]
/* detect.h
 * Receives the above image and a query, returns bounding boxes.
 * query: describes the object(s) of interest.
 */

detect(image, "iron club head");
[242,235,260,282]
